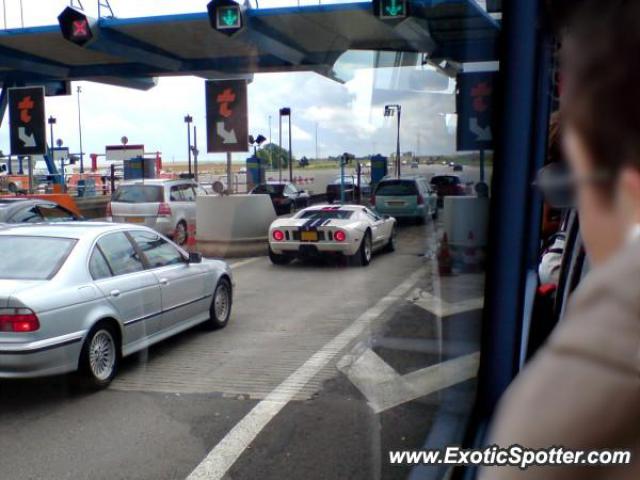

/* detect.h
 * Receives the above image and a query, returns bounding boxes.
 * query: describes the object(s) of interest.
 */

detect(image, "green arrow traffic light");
[378,0,407,19]
[216,5,241,29]
[221,8,238,26]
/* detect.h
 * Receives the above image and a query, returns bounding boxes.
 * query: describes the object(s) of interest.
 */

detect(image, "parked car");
[326,175,371,204]
[429,174,466,207]
[453,164,464,172]
[0,198,83,224]
[249,181,310,215]
[268,205,396,266]
[411,161,419,169]
[108,179,207,246]
[0,223,232,387]
[372,176,438,222]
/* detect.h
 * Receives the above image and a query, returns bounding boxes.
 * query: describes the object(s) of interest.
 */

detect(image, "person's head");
[557,0,640,265]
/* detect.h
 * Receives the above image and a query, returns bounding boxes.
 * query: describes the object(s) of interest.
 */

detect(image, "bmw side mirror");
[188,252,203,264]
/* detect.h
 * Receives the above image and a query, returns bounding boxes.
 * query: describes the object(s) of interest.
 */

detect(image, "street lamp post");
[77,86,84,173]
[279,107,292,182]
[184,115,193,177]
[48,116,57,153]
[384,104,402,178]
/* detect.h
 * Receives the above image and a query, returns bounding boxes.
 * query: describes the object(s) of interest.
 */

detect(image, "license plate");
[125,217,145,223]
[388,201,405,206]
[301,231,318,242]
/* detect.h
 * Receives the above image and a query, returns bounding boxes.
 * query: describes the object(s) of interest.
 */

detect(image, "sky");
[0,0,461,163]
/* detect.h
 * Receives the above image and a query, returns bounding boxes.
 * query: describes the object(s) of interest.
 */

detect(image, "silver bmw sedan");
[0,223,233,388]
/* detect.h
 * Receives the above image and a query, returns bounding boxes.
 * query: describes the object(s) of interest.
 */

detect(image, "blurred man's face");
[563,127,627,265]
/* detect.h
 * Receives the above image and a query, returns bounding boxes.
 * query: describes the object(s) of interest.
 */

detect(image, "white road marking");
[228,257,261,270]
[407,288,484,318]
[338,348,480,414]
[186,266,427,480]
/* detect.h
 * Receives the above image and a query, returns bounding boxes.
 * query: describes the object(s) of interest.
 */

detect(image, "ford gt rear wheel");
[351,232,372,267]
[269,247,293,265]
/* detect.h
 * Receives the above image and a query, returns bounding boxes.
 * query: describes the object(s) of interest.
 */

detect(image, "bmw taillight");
[334,230,346,242]
[0,309,40,332]
[158,202,172,217]
[272,229,285,241]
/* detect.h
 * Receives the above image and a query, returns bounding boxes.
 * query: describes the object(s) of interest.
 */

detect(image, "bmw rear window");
[112,185,164,203]
[375,180,419,196]
[0,236,76,280]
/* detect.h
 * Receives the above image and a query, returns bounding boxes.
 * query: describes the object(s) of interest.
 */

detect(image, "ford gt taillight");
[272,229,285,241]
[0,309,40,333]
[334,230,346,242]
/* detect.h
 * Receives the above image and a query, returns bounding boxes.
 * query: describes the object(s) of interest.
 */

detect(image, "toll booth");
[246,155,266,191]
[124,156,156,180]
[370,154,388,185]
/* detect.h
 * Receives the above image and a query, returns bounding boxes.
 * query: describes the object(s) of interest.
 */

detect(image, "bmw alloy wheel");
[88,329,116,382]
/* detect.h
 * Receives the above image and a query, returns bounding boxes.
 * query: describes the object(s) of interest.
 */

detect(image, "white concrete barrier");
[443,196,490,273]
[196,194,276,258]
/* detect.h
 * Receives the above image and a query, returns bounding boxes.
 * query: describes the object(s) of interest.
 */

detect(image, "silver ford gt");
[268,205,396,266]
[0,223,232,388]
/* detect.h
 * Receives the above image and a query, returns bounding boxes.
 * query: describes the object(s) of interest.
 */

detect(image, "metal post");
[278,114,282,182]
[193,126,199,181]
[18,156,23,175]
[77,86,84,173]
[60,157,65,187]
[288,114,293,182]
[396,107,401,178]
[187,120,192,177]
[479,149,486,182]
[356,161,362,204]
[226,152,232,194]
[110,164,115,194]
[268,115,272,172]
[340,155,345,204]
[7,155,12,175]
[27,156,33,193]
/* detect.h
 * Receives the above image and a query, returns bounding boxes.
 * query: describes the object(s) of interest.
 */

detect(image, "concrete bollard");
[195,194,277,258]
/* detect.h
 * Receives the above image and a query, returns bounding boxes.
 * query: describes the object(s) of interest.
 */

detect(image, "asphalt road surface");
[0,220,484,480]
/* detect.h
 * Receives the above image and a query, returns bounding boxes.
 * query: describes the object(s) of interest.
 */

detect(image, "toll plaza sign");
[8,86,47,156]
[206,79,248,153]
[456,72,497,151]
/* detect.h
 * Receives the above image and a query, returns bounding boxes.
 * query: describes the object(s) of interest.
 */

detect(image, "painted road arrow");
[18,127,36,148]
[217,122,238,144]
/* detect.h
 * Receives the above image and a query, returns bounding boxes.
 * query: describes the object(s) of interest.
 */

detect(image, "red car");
[429,174,466,207]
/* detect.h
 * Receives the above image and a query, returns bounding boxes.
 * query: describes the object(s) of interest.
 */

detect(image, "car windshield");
[112,185,163,203]
[298,209,354,220]
[376,180,419,196]
[0,236,75,280]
